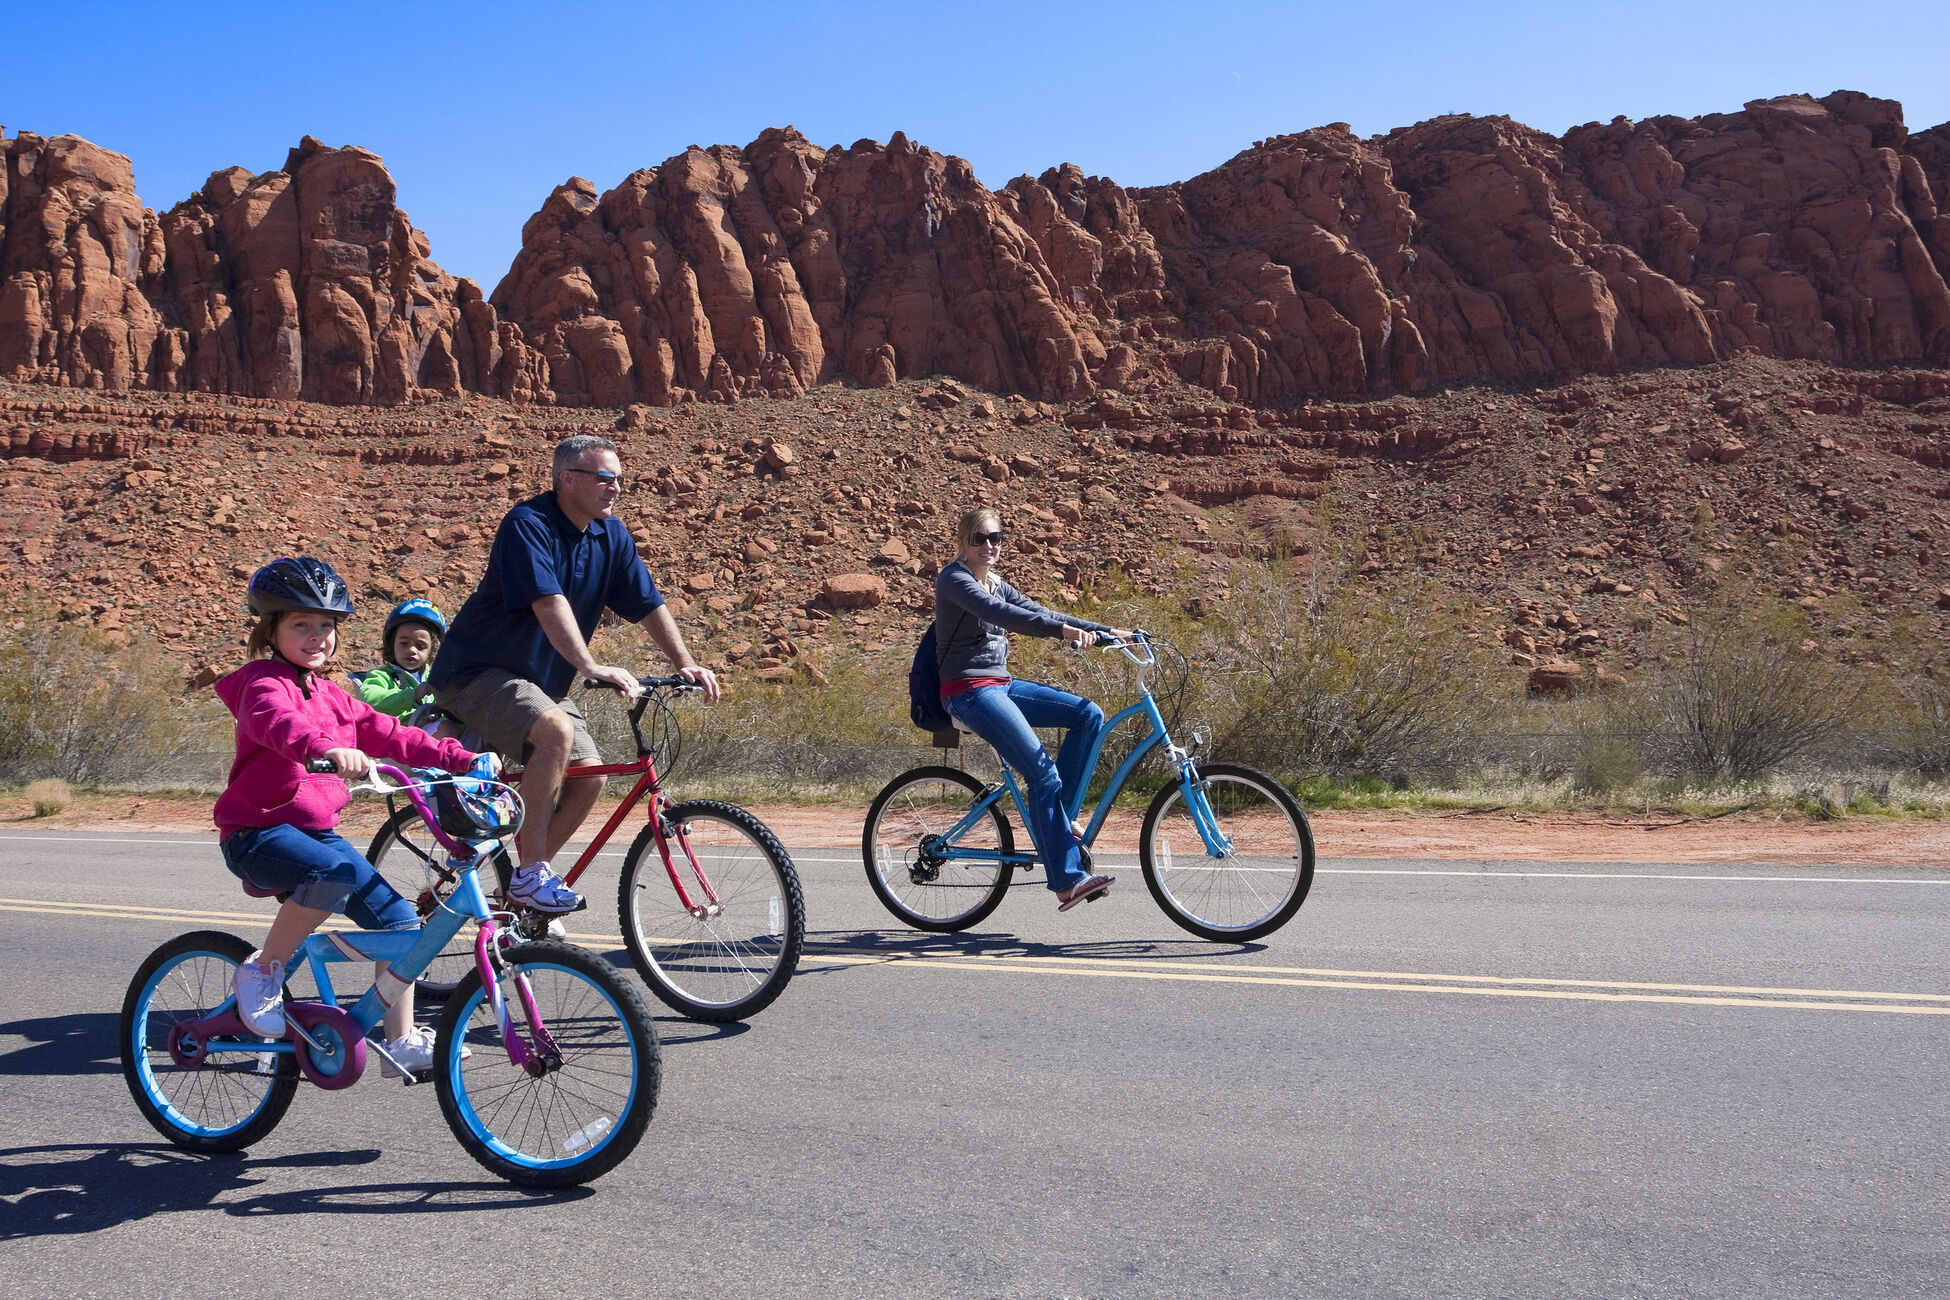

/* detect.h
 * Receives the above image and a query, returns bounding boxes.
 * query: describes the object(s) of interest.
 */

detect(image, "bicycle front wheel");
[121,930,299,1152]
[368,804,507,994]
[436,941,660,1188]
[862,766,1015,932]
[618,801,805,1022]
[1138,763,1315,942]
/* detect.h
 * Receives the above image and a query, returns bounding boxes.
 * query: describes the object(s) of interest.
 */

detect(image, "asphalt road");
[1,829,1947,1298]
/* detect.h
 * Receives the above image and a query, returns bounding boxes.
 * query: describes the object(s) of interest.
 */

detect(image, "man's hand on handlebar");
[320,747,371,779]
[585,664,643,702]
[678,663,721,703]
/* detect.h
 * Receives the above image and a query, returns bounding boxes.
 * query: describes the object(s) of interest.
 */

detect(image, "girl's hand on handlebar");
[321,747,371,780]
[1062,625,1097,650]
[678,663,720,703]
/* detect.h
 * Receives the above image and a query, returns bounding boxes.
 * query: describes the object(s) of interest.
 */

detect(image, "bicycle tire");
[618,801,805,1022]
[862,766,1016,932]
[1138,763,1315,942]
[120,930,299,1153]
[367,804,509,994]
[435,940,661,1188]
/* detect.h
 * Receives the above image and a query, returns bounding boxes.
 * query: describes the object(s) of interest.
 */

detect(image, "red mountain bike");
[368,676,805,1023]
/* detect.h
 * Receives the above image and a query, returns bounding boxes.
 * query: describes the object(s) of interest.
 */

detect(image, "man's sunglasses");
[971,531,1006,546]
[563,467,622,486]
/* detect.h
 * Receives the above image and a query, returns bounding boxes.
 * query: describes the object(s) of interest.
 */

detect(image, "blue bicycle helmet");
[383,598,447,641]
[248,557,354,618]
[427,772,522,840]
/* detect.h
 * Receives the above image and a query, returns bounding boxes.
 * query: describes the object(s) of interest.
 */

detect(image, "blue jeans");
[220,825,420,931]
[944,679,1105,893]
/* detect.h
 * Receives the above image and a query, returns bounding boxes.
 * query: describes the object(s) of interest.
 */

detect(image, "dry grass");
[23,777,71,817]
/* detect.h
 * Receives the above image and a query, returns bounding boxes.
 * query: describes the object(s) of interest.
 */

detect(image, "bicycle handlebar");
[582,674,701,693]
[1092,628,1156,667]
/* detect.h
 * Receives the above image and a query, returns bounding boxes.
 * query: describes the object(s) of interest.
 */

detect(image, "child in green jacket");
[349,599,446,719]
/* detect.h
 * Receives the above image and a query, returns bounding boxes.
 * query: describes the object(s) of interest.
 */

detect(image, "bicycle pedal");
[1086,886,1110,903]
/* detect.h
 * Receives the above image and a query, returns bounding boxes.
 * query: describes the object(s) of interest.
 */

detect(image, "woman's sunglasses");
[971,531,1006,546]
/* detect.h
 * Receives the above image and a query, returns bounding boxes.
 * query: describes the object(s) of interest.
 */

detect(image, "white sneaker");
[233,952,287,1036]
[546,918,568,940]
[507,860,586,914]
[380,1024,470,1079]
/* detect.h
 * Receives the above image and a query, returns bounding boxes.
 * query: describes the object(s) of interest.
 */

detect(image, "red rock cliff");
[6,91,1950,408]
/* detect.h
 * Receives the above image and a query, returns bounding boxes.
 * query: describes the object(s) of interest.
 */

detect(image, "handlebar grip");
[307,758,338,774]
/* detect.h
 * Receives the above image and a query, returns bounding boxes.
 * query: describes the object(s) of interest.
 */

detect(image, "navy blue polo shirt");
[431,492,663,699]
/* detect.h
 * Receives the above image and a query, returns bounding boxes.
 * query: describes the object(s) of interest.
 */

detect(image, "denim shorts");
[220,824,419,931]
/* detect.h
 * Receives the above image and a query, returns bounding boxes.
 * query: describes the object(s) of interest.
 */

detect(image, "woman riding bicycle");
[934,506,1129,911]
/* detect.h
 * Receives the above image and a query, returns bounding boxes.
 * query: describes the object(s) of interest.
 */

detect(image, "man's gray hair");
[552,434,620,485]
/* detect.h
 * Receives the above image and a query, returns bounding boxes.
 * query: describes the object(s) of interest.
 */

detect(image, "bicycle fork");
[1165,740,1235,860]
[476,921,561,1076]
[658,812,727,922]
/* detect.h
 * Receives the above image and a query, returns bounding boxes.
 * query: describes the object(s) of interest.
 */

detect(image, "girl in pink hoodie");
[215,558,482,1078]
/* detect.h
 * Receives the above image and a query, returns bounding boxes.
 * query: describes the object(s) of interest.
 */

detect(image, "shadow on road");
[800,929,1267,964]
[589,949,757,1045]
[0,1143,582,1236]
[0,1013,119,1077]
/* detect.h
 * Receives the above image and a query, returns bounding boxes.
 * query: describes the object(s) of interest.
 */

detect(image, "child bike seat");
[239,881,291,902]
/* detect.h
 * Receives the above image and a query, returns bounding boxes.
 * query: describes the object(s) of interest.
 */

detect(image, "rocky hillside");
[4,353,1947,694]
[5,91,1950,412]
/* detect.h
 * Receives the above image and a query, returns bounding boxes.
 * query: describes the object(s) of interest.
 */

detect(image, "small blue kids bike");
[120,761,661,1187]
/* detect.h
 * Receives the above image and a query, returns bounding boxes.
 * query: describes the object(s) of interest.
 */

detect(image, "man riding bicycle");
[429,434,720,912]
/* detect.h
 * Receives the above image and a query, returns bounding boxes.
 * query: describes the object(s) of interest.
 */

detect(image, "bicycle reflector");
[428,774,522,840]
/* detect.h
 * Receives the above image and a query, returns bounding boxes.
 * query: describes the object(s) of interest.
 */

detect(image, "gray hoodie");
[933,559,1113,683]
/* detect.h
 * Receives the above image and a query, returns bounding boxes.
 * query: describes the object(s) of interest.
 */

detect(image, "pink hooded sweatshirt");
[213,657,475,840]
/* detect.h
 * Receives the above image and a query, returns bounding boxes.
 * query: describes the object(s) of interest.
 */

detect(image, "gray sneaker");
[507,860,586,914]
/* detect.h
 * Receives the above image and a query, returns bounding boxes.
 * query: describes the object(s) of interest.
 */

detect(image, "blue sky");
[7,1,1948,289]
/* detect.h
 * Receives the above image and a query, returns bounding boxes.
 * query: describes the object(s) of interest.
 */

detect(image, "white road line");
[788,853,1949,883]
[3,837,1944,883]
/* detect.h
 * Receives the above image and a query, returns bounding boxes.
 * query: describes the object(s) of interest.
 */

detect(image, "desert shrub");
[0,624,232,787]
[1883,660,1950,778]
[574,651,916,796]
[1189,562,1513,783]
[24,777,71,817]
[1569,734,1647,798]
[1600,588,1870,785]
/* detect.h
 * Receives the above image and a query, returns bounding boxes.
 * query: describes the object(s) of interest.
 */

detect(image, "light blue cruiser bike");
[862,631,1316,941]
[120,760,661,1188]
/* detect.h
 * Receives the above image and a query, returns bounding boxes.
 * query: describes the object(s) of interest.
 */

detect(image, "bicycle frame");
[936,637,1237,870]
[187,765,554,1076]
[504,684,727,920]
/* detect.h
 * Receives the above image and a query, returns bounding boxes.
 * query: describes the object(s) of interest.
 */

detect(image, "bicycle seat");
[239,881,292,903]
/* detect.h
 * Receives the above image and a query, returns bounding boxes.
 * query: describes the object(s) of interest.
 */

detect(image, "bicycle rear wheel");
[862,766,1015,932]
[121,931,299,1152]
[1138,763,1315,942]
[367,804,507,994]
[436,941,660,1188]
[618,801,805,1022]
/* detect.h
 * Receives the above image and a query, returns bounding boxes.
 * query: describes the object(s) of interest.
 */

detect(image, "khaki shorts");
[437,667,602,767]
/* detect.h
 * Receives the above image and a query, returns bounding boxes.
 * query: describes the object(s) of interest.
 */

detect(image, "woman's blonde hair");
[246,609,343,672]
[954,507,1003,590]
[955,507,1001,549]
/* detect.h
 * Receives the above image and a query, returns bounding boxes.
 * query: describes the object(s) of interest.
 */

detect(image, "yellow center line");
[18,899,1945,1015]
[794,948,1950,1014]
[795,946,1950,1004]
